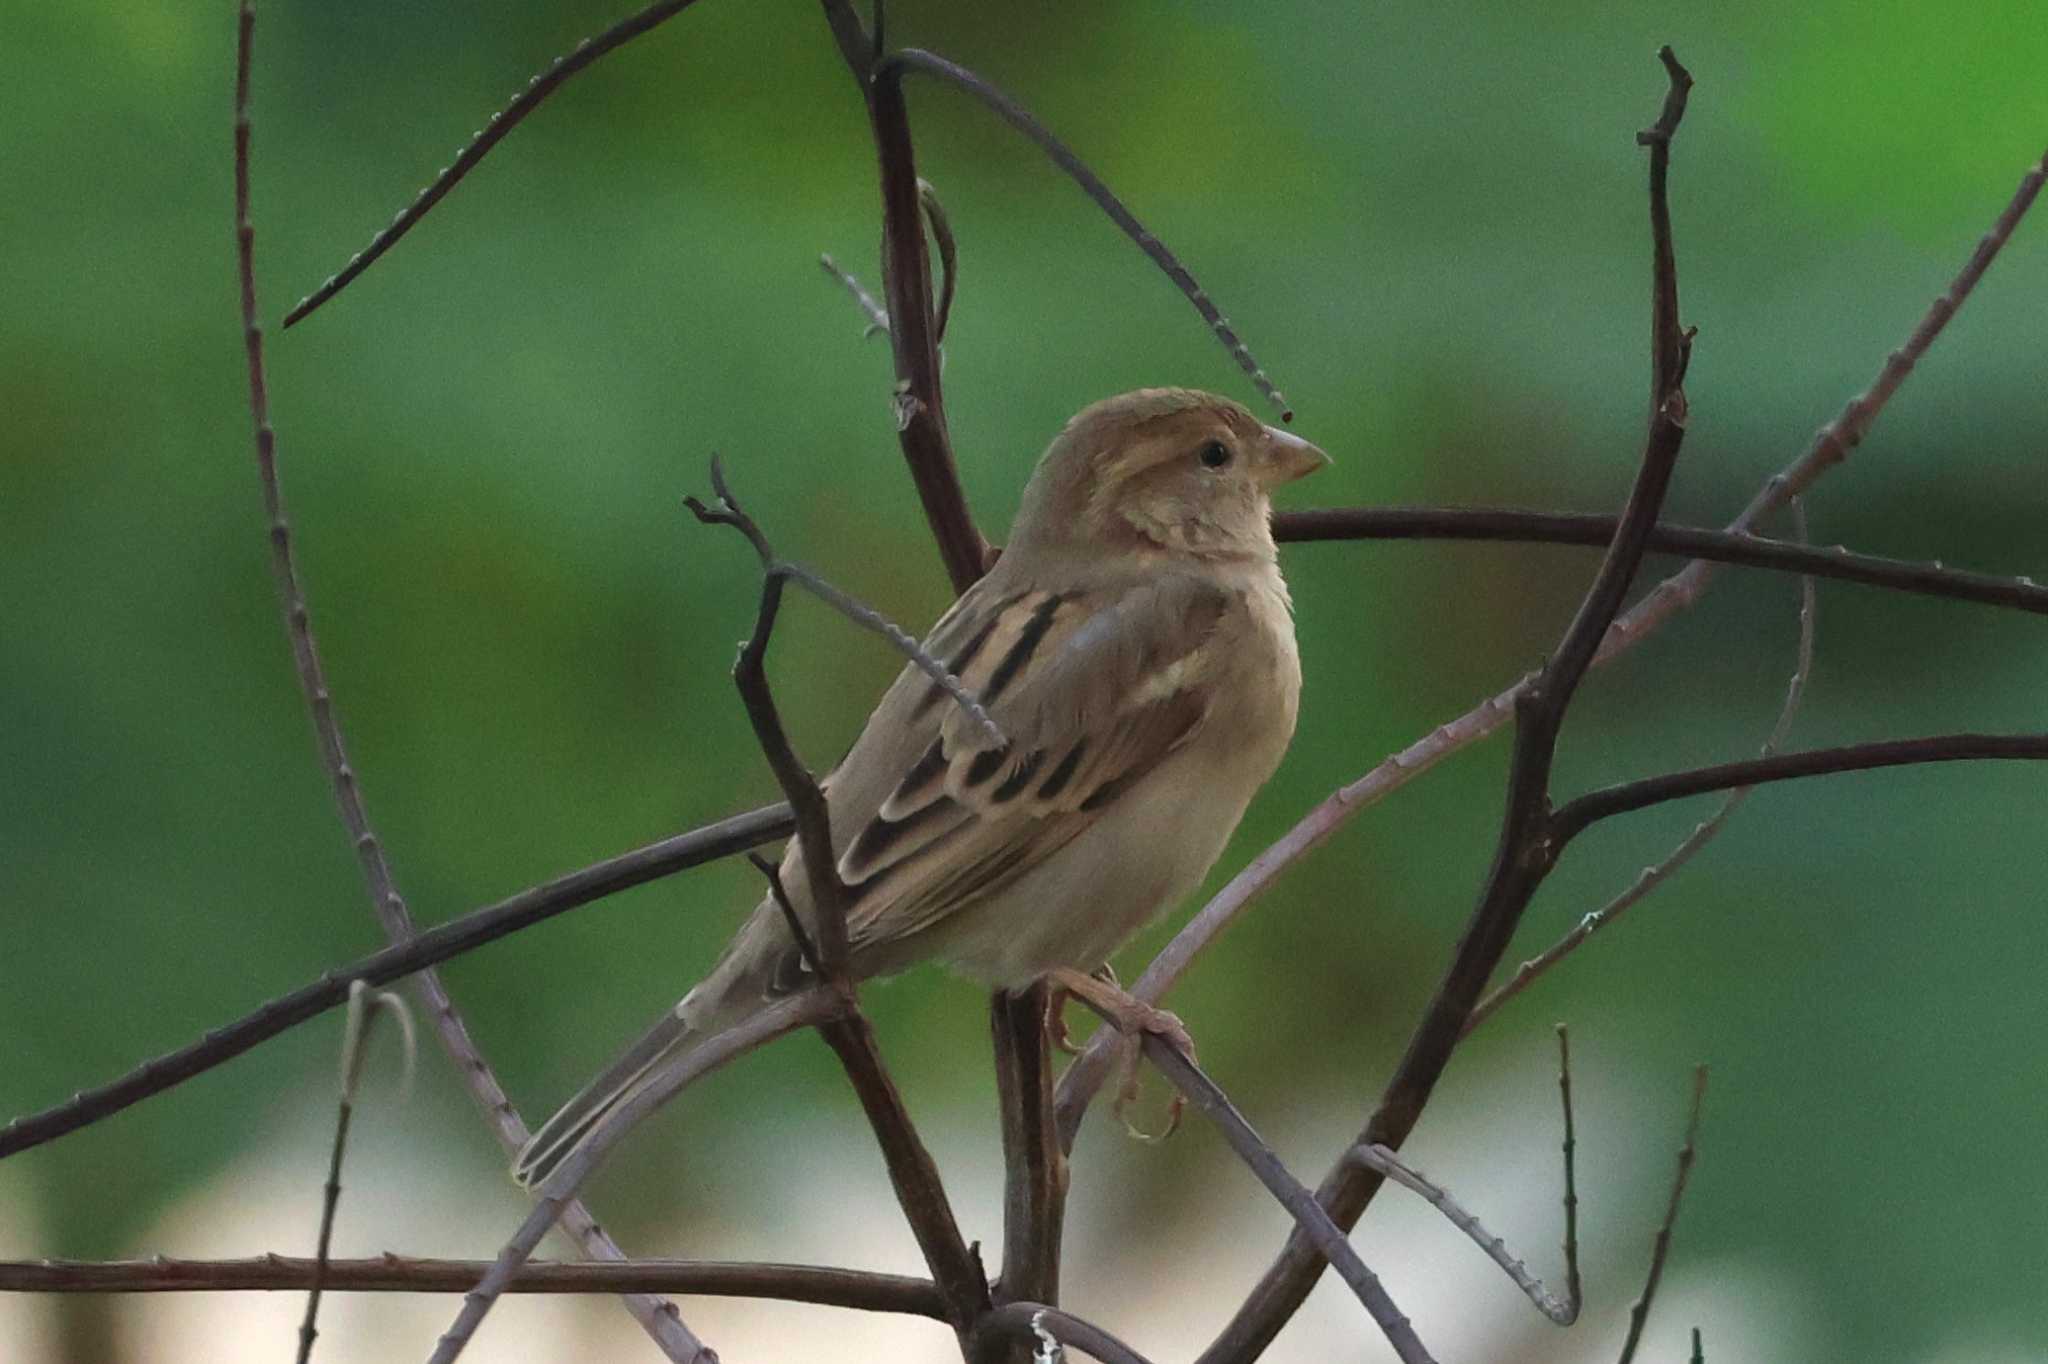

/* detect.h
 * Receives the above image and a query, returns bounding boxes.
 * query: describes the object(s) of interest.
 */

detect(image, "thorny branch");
[0,1256,946,1317]
[234,9,710,1359]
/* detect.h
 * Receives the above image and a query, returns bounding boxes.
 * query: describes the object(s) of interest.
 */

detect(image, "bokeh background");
[4,2,2045,1360]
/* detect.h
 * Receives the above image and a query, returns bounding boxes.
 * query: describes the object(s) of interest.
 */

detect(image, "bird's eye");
[1198,440,1231,469]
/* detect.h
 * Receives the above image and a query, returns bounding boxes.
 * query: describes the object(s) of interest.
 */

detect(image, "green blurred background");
[3,1,2044,1360]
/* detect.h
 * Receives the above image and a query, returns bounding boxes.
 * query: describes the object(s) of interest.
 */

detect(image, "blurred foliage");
[2,1,2044,1359]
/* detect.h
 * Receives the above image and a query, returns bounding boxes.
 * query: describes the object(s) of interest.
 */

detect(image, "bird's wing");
[811,569,1232,962]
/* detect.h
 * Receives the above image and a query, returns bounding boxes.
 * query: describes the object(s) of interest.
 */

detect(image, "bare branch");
[921,178,959,346]
[976,1302,1155,1364]
[1196,50,1697,1361]
[1343,1026,1585,1325]
[1137,1036,1433,1364]
[1059,64,2046,1169]
[236,14,708,1358]
[0,802,791,1160]
[690,465,992,1335]
[298,982,411,1364]
[820,253,890,337]
[882,47,1293,422]
[282,0,712,327]
[1617,1068,1709,1364]
[0,1255,944,1317]
[1463,502,1818,1035]
[1550,732,2048,843]
[1272,507,2048,617]
[991,986,1065,1310]
[425,990,839,1364]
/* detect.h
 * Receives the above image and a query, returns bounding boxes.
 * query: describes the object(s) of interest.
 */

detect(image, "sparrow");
[515,387,1328,1188]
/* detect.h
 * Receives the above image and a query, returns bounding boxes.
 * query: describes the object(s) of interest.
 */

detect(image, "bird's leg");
[1047,966,1192,1141]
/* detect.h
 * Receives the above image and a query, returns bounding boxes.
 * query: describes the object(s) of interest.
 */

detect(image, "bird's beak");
[1258,425,1332,487]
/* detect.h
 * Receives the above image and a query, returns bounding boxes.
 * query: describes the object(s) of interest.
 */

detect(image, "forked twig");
[297,981,413,1364]
[1463,501,1819,1035]
[235,11,708,1359]
[1344,1025,1584,1325]
[688,461,991,1335]
[1616,1067,1709,1364]
[283,0,711,327]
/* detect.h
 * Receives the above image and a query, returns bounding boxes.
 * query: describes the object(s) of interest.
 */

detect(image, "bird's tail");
[512,1006,698,1190]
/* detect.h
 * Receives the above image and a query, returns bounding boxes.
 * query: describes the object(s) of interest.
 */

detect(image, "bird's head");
[1009,388,1329,565]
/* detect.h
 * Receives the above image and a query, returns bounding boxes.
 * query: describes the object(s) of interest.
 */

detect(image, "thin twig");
[1464,501,1819,1035]
[1136,1036,1433,1364]
[0,802,790,1160]
[820,253,890,337]
[425,991,839,1364]
[975,1302,1155,1364]
[1271,506,2048,617]
[1343,1025,1584,1325]
[1617,1067,1709,1364]
[298,982,412,1364]
[0,1255,944,1316]
[282,0,711,327]
[882,48,1292,422]
[235,13,709,1359]
[921,178,959,346]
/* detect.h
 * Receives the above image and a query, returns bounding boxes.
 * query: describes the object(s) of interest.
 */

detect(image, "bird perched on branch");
[516,388,1328,1188]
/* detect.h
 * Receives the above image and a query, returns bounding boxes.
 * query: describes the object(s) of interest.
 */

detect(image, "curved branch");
[283,0,711,327]
[882,47,1293,421]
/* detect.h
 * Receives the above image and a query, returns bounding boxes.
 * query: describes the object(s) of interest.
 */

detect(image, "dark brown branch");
[689,466,991,1336]
[821,6,990,593]
[1056,132,2048,1159]
[237,15,707,1359]
[1616,1068,1708,1364]
[282,0,711,327]
[1199,50,1695,1362]
[1549,732,2048,845]
[882,47,1292,421]
[1272,507,2048,617]
[991,985,1065,1311]
[1466,525,1817,1035]
[819,18,1052,1351]
[0,802,791,1160]
[975,1302,1155,1364]
[0,1256,944,1317]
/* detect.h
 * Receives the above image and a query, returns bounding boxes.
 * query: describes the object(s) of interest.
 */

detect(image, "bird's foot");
[1047,966,1192,1142]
